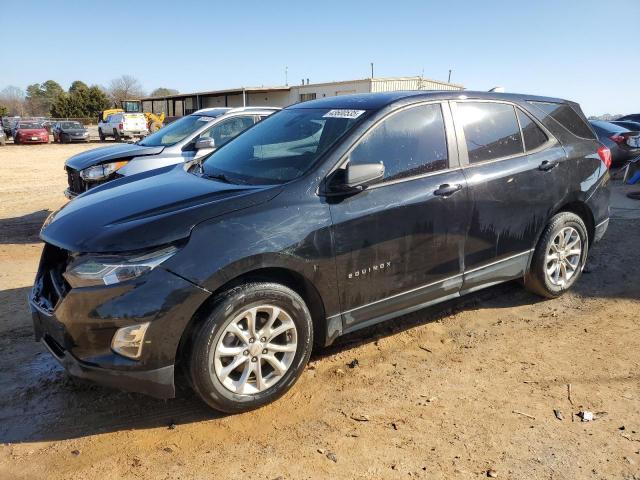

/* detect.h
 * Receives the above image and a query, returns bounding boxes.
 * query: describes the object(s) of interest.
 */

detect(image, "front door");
[328,102,471,331]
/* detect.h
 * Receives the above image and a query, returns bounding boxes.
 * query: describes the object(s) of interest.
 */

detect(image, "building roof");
[140,76,464,101]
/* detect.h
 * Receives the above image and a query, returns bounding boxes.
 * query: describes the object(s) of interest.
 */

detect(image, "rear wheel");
[98,129,105,142]
[188,282,313,413]
[524,212,588,298]
[114,129,121,142]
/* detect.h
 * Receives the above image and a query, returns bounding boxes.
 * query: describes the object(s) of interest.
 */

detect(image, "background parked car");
[64,106,279,198]
[98,112,148,141]
[52,121,90,143]
[13,121,50,145]
[611,119,640,132]
[618,113,640,123]
[589,120,640,168]
[1,116,20,137]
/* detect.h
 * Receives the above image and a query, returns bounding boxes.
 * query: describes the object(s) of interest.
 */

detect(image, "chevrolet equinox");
[30,91,611,412]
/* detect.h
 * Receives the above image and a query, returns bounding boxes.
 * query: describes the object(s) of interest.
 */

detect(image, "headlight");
[112,322,150,359]
[80,161,129,181]
[63,245,178,287]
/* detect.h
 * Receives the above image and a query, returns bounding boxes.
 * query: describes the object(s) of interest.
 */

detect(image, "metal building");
[140,76,463,117]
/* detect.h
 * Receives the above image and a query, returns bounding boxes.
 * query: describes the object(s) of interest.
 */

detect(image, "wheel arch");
[554,200,595,246]
[175,266,328,369]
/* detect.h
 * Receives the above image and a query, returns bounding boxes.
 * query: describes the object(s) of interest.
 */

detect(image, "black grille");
[32,244,71,312]
[66,167,86,195]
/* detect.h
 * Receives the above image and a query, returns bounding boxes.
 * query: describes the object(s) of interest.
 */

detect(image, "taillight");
[118,123,123,130]
[597,145,612,169]
[609,134,626,145]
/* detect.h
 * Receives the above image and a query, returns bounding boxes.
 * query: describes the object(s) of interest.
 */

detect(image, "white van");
[98,113,149,141]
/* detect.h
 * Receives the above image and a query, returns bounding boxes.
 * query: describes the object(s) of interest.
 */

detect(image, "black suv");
[30,91,611,412]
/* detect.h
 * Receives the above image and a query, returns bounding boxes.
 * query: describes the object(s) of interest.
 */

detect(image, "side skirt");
[324,249,533,345]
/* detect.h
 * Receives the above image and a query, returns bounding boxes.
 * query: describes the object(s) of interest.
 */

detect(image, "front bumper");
[30,247,210,398]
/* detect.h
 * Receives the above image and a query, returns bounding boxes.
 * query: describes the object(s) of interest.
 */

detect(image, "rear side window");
[517,110,548,151]
[350,103,448,183]
[457,102,523,163]
[528,101,595,140]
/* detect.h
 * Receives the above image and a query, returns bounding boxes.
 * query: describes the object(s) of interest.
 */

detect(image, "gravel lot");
[0,143,639,480]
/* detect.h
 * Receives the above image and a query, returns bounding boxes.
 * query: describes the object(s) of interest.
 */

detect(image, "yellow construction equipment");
[99,100,165,133]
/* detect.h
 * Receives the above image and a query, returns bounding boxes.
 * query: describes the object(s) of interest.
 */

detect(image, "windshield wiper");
[201,172,236,184]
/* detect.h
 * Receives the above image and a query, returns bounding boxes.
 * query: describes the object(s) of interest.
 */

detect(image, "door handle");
[538,160,559,171]
[434,183,462,197]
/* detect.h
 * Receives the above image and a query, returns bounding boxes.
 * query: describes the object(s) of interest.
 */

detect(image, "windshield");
[61,122,83,129]
[201,108,369,185]
[18,122,43,129]
[138,115,214,147]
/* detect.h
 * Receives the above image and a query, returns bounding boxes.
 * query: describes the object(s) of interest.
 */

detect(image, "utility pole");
[447,69,452,83]
[370,62,374,78]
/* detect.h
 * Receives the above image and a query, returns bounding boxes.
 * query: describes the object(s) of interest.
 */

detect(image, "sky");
[2,0,639,116]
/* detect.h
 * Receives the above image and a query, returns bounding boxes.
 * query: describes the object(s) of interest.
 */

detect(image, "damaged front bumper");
[29,245,210,398]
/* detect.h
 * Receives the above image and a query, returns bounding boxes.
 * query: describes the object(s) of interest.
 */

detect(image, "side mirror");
[326,161,385,196]
[194,137,216,150]
[345,162,385,188]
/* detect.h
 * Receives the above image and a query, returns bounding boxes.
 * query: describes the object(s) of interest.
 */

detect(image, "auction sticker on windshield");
[323,109,365,119]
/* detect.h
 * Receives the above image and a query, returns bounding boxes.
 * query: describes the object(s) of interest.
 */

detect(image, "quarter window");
[458,102,523,163]
[349,103,448,184]
[528,101,595,140]
[517,110,548,151]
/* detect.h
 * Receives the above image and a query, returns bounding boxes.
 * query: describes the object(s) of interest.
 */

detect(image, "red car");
[14,121,50,144]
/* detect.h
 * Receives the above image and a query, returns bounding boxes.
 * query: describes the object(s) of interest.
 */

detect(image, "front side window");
[138,115,215,147]
[202,108,368,185]
[458,102,523,163]
[517,110,548,151]
[199,116,255,147]
[349,103,448,184]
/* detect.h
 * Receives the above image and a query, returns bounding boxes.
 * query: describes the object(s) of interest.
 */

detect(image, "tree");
[50,82,110,118]
[0,105,8,117]
[0,86,26,116]
[25,80,64,116]
[106,75,146,106]
[69,81,89,94]
[150,87,179,97]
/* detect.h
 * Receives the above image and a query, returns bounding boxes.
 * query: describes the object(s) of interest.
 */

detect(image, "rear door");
[451,100,567,291]
[328,102,471,331]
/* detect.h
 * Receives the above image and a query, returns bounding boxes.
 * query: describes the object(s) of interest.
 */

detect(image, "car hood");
[18,129,47,135]
[41,165,281,253]
[65,143,165,170]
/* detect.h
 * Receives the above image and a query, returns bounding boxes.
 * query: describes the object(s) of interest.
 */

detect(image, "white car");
[65,106,280,197]
[98,112,149,141]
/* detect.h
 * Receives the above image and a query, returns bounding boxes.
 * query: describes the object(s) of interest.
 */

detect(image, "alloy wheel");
[545,226,582,287]
[211,305,298,395]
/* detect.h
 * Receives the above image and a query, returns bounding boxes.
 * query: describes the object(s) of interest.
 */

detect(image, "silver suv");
[64,106,280,198]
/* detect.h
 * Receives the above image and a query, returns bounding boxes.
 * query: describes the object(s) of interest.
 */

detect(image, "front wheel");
[114,129,121,142]
[98,129,105,142]
[524,212,588,298]
[188,282,313,413]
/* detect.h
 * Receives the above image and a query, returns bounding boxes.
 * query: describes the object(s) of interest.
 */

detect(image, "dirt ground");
[0,142,639,480]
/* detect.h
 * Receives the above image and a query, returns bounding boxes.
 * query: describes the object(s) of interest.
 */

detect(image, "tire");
[98,129,105,142]
[60,133,67,144]
[114,129,121,142]
[14,137,19,145]
[188,282,313,413]
[524,212,589,298]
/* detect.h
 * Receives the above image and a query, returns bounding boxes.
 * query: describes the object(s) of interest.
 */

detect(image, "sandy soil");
[0,143,639,480]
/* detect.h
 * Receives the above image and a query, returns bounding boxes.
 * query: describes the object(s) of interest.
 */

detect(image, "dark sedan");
[52,121,90,143]
[589,120,640,168]
[611,120,640,132]
[618,113,640,123]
